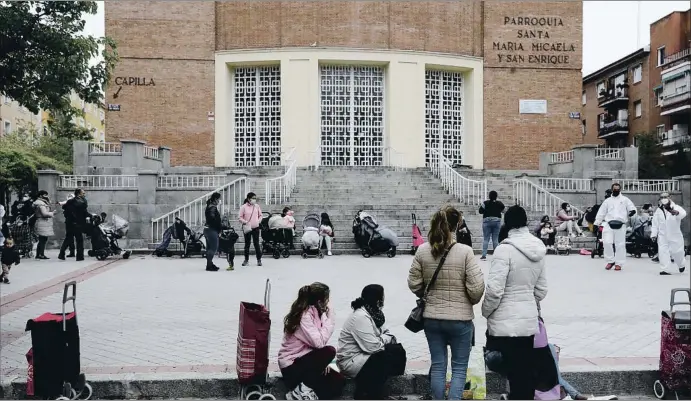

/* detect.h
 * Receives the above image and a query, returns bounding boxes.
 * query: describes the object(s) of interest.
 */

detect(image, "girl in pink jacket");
[238,192,263,266]
[277,283,345,400]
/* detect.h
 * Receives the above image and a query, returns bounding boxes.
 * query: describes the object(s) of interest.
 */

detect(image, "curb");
[1,369,659,399]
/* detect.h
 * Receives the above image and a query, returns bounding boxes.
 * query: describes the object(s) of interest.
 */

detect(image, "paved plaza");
[1,250,689,383]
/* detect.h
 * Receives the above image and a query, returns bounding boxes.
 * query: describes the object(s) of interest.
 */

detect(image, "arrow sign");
[113,86,122,99]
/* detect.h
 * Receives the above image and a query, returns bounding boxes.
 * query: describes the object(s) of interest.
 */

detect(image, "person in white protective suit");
[651,193,687,276]
[594,183,637,271]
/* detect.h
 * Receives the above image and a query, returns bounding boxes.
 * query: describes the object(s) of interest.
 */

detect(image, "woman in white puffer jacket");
[482,205,548,400]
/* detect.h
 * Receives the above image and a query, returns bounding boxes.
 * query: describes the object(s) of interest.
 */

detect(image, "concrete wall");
[73,139,171,175]
[539,144,639,179]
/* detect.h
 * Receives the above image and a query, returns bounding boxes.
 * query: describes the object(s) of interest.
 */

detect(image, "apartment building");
[650,10,690,155]
[42,92,106,141]
[581,8,690,151]
[0,95,43,137]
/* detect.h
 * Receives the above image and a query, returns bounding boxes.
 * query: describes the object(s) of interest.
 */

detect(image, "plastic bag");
[444,346,487,400]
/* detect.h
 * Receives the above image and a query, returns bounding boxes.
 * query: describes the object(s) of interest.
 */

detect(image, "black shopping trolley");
[25,282,92,400]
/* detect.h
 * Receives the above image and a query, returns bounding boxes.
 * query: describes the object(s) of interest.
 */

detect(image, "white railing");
[59,175,138,189]
[89,142,121,154]
[150,177,249,244]
[662,47,690,66]
[384,146,404,171]
[549,150,574,164]
[266,148,298,205]
[144,146,160,160]
[157,175,227,189]
[309,145,321,171]
[429,149,487,206]
[514,178,584,219]
[538,178,593,192]
[618,179,680,193]
[595,148,624,160]
[282,147,296,166]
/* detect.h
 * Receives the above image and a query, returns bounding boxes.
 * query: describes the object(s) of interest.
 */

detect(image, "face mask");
[661,198,670,206]
[565,207,571,212]
[611,190,620,197]
[287,210,294,216]
[250,199,257,205]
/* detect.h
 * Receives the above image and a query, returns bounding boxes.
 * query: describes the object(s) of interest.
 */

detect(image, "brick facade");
[105,1,583,168]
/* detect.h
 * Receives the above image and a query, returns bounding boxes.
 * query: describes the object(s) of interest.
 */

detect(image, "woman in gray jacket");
[336,284,406,400]
[32,190,54,260]
[482,205,548,400]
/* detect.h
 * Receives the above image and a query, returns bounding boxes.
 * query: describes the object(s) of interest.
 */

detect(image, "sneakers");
[2,277,9,284]
[226,265,234,271]
[681,266,686,273]
[614,265,622,271]
[327,251,333,256]
[480,256,487,261]
[257,260,263,267]
[605,263,614,270]
[286,383,318,400]
[660,271,671,275]
[242,260,249,267]
[206,264,220,271]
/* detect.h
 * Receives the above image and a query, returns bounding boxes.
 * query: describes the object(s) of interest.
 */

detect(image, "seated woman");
[540,222,555,249]
[319,212,335,256]
[277,282,344,400]
[535,215,557,246]
[337,284,406,400]
[555,203,583,237]
[282,207,296,249]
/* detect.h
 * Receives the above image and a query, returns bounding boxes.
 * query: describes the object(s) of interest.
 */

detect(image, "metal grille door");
[425,70,464,166]
[320,66,384,166]
[234,66,281,167]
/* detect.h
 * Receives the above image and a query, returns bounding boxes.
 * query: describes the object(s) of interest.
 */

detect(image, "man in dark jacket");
[58,188,89,261]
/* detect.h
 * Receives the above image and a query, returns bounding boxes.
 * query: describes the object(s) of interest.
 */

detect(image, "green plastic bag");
[444,346,487,400]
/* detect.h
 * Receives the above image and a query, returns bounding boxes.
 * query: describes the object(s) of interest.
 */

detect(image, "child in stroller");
[352,210,399,258]
[155,217,193,257]
[8,214,34,258]
[626,219,655,258]
[181,227,206,258]
[261,212,292,259]
[301,213,324,259]
[86,214,131,260]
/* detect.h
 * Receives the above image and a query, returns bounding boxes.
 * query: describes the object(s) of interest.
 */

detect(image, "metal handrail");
[266,159,297,205]
[385,146,404,171]
[514,178,584,218]
[150,177,249,244]
[429,149,487,206]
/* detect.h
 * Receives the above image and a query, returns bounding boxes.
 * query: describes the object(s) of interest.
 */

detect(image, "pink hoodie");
[277,306,335,369]
[238,203,262,229]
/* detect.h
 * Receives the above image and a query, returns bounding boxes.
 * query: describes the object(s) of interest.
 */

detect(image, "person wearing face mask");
[408,205,485,400]
[652,193,687,276]
[337,284,407,399]
[203,192,222,271]
[32,190,55,260]
[58,188,89,261]
[238,192,263,266]
[282,207,297,250]
[555,203,583,237]
[594,183,636,271]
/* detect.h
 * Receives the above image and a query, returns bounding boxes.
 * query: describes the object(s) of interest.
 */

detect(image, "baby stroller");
[653,288,690,400]
[554,236,571,256]
[626,220,655,258]
[181,227,206,258]
[25,282,93,400]
[410,213,424,255]
[9,215,34,258]
[301,213,324,259]
[352,210,399,258]
[260,213,291,259]
[237,279,276,400]
[87,215,131,261]
[219,217,239,267]
[591,225,604,259]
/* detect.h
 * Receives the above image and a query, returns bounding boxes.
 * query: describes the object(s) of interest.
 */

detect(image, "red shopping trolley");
[25,281,92,400]
[237,279,276,400]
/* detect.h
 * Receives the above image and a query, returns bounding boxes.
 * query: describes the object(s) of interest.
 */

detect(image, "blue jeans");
[549,344,581,399]
[482,217,502,257]
[424,319,474,400]
[203,227,219,266]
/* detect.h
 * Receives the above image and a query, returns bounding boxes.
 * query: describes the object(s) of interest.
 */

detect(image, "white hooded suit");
[652,201,687,273]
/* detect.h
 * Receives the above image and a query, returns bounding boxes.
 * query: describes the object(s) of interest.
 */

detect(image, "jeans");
[244,228,261,261]
[203,228,219,266]
[59,224,84,260]
[424,319,474,400]
[280,346,345,400]
[36,236,48,257]
[482,217,502,257]
[548,344,581,399]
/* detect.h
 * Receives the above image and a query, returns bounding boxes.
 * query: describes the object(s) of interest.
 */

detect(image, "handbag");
[404,244,455,333]
[607,220,624,229]
[242,205,256,235]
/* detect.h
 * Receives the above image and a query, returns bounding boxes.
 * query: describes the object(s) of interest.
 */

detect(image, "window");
[633,64,642,83]
[657,124,666,136]
[634,100,642,118]
[597,81,606,97]
[657,46,666,67]
[86,123,92,131]
[654,88,661,106]
[582,91,586,105]
[582,119,586,136]
[598,113,605,128]
[3,120,11,134]
[99,110,105,120]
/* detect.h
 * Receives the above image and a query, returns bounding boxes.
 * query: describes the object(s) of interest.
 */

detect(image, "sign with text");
[519,99,547,114]
[107,104,121,112]
[485,9,580,69]
[114,77,156,87]
[569,112,581,119]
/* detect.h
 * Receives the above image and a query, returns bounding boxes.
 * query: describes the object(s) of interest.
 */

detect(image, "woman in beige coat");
[32,190,55,260]
[408,205,485,400]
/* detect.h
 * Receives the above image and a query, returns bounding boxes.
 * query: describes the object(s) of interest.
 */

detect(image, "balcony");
[659,127,690,147]
[598,119,629,139]
[660,62,690,116]
[662,47,691,67]
[598,86,629,108]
